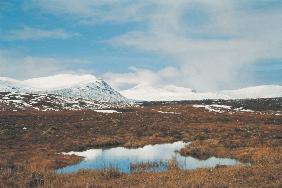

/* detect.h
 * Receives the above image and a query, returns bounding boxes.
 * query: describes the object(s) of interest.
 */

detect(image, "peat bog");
[0,98,281,187]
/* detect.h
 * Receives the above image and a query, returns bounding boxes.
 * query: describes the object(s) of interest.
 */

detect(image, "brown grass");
[0,103,281,187]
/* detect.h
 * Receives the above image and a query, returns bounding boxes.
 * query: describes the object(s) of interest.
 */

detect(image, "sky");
[0,0,282,91]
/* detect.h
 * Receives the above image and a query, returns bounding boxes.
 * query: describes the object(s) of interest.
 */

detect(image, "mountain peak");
[0,74,129,104]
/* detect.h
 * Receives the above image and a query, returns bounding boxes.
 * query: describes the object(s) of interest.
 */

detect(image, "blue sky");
[0,0,281,91]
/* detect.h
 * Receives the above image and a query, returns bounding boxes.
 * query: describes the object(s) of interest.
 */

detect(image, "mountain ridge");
[121,84,282,101]
[0,74,129,104]
[1,74,282,103]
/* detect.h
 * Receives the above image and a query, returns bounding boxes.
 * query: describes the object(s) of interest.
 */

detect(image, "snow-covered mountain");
[120,84,282,101]
[221,85,282,99]
[0,74,129,104]
[0,77,28,92]
[1,74,281,103]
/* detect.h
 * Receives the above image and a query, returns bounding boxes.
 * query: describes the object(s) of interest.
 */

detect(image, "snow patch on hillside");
[94,109,121,113]
[0,92,127,111]
[193,104,254,113]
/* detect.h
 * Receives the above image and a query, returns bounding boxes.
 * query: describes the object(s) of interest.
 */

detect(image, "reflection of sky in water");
[57,141,240,173]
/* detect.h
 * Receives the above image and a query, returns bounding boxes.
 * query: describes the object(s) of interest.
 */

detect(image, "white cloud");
[105,1,282,90]
[2,26,79,41]
[25,1,282,90]
[102,69,158,90]
[0,49,89,79]
[102,66,183,90]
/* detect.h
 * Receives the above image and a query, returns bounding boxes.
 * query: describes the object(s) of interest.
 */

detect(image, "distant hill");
[121,84,282,101]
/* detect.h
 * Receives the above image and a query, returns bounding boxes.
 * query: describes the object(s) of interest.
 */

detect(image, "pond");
[57,141,240,174]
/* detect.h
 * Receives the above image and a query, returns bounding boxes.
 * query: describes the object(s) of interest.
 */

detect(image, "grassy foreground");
[0,102,281,187]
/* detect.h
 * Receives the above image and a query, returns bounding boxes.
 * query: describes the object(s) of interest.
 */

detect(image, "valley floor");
[0,99,282,187]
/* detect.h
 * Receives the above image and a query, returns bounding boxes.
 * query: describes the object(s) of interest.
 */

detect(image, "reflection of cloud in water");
[63,149,103,160]
[63,141,187,161]
[58,141,241,174]
[106,141,187,160]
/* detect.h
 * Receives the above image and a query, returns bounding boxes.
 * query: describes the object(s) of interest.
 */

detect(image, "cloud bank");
[3,1,282,91]
[0,49,89,79]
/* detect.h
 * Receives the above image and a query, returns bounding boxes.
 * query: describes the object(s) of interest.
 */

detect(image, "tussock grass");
[1,103,281,187]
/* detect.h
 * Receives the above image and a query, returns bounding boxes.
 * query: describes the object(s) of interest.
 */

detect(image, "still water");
[57,141,240,173]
